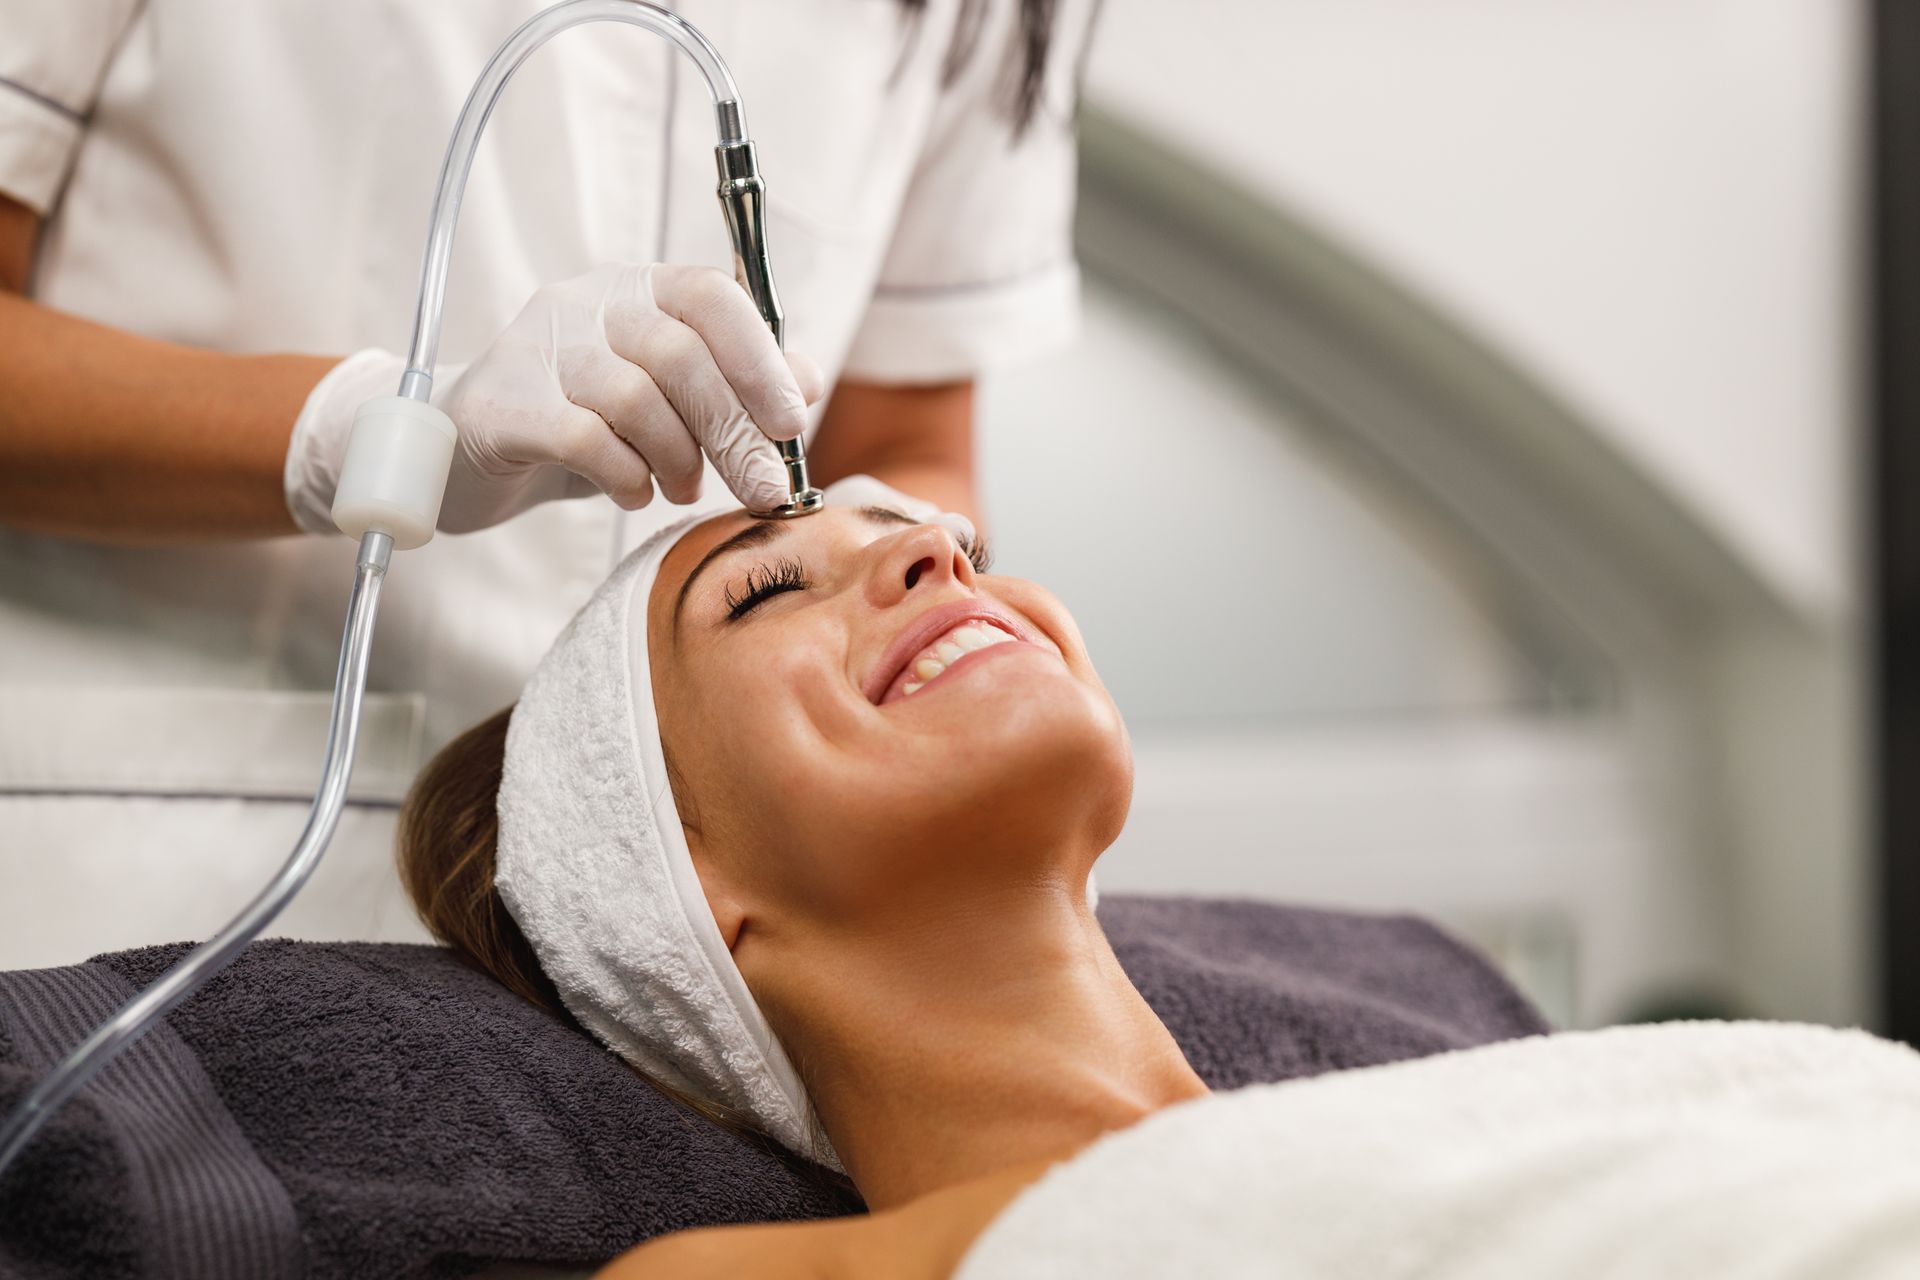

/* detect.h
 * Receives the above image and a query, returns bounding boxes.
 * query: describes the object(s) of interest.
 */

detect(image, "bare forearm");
[806,379,978,522]
[0,290,335,542]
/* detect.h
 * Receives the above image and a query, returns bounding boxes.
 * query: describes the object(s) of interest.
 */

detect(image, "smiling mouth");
[894,619,1020,698]
[871,610,1036,706]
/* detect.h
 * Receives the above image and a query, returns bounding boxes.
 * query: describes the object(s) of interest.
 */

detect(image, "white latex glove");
[820,473,976,550]
[285,263,826,536]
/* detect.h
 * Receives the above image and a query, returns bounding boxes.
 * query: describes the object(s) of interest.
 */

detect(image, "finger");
[707,415,794,512]
[616,312,772,463]
[563,349,704,504]
[644,263,808,440]
[787,350,827,406]
[551,402,658,510]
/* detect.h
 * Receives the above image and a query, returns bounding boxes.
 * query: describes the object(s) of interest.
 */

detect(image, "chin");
[893,670,1133,856]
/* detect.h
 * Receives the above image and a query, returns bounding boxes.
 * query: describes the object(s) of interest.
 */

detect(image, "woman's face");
[648,505,1131,930]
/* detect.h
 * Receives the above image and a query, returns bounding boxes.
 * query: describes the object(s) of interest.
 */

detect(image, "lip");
[863,599,1047,705]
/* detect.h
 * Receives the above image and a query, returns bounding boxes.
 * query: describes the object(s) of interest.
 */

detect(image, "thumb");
[787,350,828,406]
[710,423,792,512]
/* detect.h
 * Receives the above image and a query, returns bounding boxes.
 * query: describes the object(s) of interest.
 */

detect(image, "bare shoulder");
[594,1211,946,1280]
[594,1159,1058,1279]
[594,1217,856,1279]
[863,1158,1061,1277]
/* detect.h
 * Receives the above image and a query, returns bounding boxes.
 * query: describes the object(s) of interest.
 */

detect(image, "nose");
[862,523,975,609]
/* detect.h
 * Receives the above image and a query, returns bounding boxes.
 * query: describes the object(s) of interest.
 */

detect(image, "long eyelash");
[723,535,988,621]
[724,556,811,620]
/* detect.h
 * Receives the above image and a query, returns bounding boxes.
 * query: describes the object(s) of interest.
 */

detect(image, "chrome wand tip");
[759,437,824,518]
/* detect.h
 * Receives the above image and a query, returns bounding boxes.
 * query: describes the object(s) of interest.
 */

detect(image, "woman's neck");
[750,884,1210,1211]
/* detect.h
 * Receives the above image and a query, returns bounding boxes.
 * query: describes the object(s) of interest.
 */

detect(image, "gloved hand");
[285,263,827,535]
[820,473,976,550]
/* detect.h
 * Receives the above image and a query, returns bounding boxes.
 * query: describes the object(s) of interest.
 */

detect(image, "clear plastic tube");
[0,532,393,1178]
[0,2,760,1182]
[398,0,747,402]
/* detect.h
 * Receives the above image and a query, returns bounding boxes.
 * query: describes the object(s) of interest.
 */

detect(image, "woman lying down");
[399,479,1920,1279]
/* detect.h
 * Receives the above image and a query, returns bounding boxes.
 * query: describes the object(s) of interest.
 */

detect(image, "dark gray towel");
[0,896,1545,1279]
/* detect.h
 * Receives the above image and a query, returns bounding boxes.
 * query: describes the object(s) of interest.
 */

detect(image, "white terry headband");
[495,510,834,1167]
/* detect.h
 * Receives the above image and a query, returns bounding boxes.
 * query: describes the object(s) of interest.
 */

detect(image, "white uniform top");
[0,0,1087,965]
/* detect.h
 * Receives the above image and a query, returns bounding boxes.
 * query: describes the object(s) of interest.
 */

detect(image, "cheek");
[687,638,865,889]
[996,579,1101,680]
[809,672,1135,915]
[667,584,1133,919]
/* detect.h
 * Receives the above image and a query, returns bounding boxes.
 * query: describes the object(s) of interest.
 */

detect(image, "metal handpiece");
[717,141,824,518]
[0,0,823,1184]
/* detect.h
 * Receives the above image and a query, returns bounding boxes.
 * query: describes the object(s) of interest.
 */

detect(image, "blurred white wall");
[983,283,1722,1028]
[980,280,1539,726]
[982,1,1867,1025]
[1085,0,1861,620]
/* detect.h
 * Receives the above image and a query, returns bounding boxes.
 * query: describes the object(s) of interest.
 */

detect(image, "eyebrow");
[672,504,918,630]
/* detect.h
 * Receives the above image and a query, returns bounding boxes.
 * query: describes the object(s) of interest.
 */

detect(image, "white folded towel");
[495,511,834,1166]
[958,1021,1920,1279]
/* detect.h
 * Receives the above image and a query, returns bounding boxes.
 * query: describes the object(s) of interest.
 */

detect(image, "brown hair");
[395,707,746,1132]
[397,707,851,1187]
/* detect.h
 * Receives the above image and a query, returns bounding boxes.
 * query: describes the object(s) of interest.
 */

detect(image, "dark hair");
[395,707,746,1130]
[398,709,857,1189]
[896,0,1088,136]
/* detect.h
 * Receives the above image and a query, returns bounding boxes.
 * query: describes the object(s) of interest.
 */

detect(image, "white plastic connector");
[330,395,457,550]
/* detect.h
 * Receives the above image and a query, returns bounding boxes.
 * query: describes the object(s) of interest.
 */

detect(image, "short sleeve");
[840,0,1095,384]
[0,0,141,213]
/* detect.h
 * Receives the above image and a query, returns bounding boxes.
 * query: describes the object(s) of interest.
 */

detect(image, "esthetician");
[0,0,1092,965]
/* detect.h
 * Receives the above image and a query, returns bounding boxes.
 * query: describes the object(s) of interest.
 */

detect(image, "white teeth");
[895,619,1019,698]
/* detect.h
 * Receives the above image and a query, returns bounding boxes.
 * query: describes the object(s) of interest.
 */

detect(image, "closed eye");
[724,556,811,620]
[722,526,990,622]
